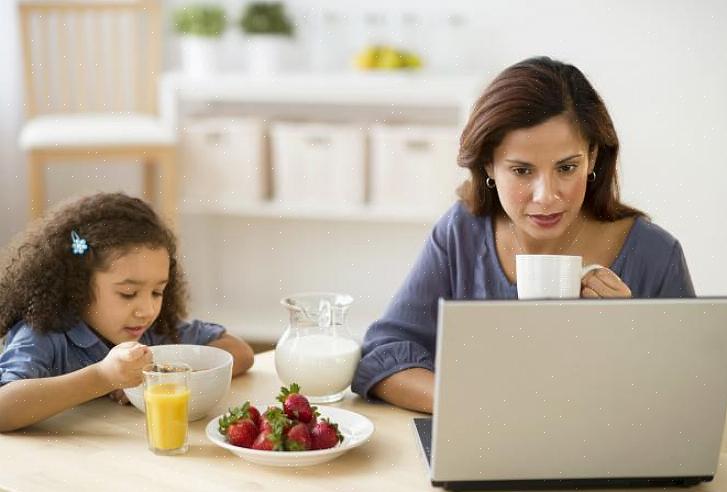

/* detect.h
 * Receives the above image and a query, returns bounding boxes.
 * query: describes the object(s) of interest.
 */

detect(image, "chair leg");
[157,149,177,228]
[27,152,46,220]
[142,158,156,205]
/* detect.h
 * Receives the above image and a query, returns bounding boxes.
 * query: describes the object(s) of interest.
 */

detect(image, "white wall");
[468,0,727,296]
[1,0,725,310]
[0,0,24,242]
[495,0,727,296]
[168,0,727,297]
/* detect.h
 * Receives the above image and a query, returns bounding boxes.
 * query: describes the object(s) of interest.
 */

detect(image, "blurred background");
[1,0,726,349]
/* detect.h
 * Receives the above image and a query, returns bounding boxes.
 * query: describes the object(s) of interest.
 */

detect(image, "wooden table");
[1,352,727,492]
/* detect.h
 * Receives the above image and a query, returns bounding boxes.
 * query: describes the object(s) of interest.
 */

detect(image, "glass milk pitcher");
[275,292,361,403]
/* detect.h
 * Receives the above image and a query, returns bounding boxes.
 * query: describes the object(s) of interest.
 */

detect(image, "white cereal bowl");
[123,344,233,421]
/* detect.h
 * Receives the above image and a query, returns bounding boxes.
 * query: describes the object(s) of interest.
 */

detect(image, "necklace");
[509,216,586,255]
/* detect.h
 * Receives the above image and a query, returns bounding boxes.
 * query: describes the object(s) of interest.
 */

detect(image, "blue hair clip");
[70,230,88,255]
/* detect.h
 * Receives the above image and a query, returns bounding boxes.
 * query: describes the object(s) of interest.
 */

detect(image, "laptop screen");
[428,298,727,489]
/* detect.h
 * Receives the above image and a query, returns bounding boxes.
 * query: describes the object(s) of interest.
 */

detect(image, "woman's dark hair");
[0,192,187,339]
[457,56,644,221]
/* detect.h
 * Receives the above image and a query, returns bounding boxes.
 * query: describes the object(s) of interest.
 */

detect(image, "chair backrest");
[18,0,162,118]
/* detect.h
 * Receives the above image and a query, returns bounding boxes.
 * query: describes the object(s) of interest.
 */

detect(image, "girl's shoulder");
[0,320,94,384]
[3,320,61,352]
[143,319,226,346]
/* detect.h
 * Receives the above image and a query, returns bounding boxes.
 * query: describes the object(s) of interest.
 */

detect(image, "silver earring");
[587,171,596,182]
[485,176,496,189]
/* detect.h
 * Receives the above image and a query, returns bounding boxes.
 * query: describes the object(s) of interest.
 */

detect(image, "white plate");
[205,405,375,467]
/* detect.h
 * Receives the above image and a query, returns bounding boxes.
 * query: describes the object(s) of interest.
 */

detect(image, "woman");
[351,56,694,414]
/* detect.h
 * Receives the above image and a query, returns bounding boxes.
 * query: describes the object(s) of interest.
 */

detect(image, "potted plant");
[240,2,295,75]
[174,5,226,75]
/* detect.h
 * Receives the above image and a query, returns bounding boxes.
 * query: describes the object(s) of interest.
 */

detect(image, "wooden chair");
[18,0,177,225]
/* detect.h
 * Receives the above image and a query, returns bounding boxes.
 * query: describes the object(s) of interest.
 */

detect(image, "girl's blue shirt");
[0,319,224,386]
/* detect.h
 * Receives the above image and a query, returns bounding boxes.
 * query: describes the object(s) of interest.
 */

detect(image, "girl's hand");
[97,342,152,390]
[108,389,130,405]
[581,267,632,298]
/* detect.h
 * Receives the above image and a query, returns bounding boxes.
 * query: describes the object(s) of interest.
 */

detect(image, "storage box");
[271,122,366,208]
[369,124,466,214]
[180,117,266,208]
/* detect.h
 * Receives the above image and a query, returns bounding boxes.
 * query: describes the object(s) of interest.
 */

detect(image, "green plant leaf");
[240,2,294,36]
[174,5,226,37]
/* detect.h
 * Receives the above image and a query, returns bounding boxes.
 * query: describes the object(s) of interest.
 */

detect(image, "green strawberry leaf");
[276,382,301,404]
[218,401,251,435]
[285,439,306,451]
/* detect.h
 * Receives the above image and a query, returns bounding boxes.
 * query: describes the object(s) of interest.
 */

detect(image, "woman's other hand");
[581,267,632,298]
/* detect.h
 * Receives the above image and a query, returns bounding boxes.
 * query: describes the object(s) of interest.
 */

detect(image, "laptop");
[414,298,727,490]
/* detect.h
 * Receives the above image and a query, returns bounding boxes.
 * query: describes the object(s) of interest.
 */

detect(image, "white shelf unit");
[181,201,444,225]
[162,72,483,113]
[165,71,482,343]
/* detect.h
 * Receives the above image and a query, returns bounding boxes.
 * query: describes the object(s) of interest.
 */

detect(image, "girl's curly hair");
[0,192,187,340]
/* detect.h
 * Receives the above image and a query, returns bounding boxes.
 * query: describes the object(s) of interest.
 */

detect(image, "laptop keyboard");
[413,417,433,465]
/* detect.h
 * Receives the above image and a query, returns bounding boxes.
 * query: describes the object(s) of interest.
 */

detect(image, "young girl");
[0,192,254,431]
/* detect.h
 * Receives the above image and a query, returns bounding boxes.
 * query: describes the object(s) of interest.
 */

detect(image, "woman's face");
[486,114,596,242]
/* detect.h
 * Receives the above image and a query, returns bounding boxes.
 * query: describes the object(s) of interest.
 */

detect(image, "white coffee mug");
[516,255,602,300]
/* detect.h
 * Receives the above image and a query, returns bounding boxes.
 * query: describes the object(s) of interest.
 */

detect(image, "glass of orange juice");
[143,362,191,455]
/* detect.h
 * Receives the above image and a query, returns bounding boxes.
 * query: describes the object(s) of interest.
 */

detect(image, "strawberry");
[218,401,261,435]
[252,429,283,451]
[311,418,344,450]
[246,405,261,428]
[227,419,258,448]
[251,406,289,451]
[277,383,316,423]
[258,406,275,432]
[260,406,291,433]
[285,422,312,451]
[306,412,318,431]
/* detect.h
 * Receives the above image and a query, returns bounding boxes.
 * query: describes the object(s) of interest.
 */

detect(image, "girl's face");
[83,246,170,345]
[486,114,596,243]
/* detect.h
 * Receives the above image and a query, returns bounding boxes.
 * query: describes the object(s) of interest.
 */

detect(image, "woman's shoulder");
[435,201,489,233]
[430,201,491,252]
[614,215,686,276]
[628,216,682,253]
[613,216,693,297]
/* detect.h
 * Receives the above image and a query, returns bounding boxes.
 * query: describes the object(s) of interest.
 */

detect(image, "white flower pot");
[180,36,220,75]
[246,36,290,75]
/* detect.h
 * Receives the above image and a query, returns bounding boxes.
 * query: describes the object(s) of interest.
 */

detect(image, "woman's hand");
[97,341,152,390]
[581,267,632,298]
[371,367,435,414]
